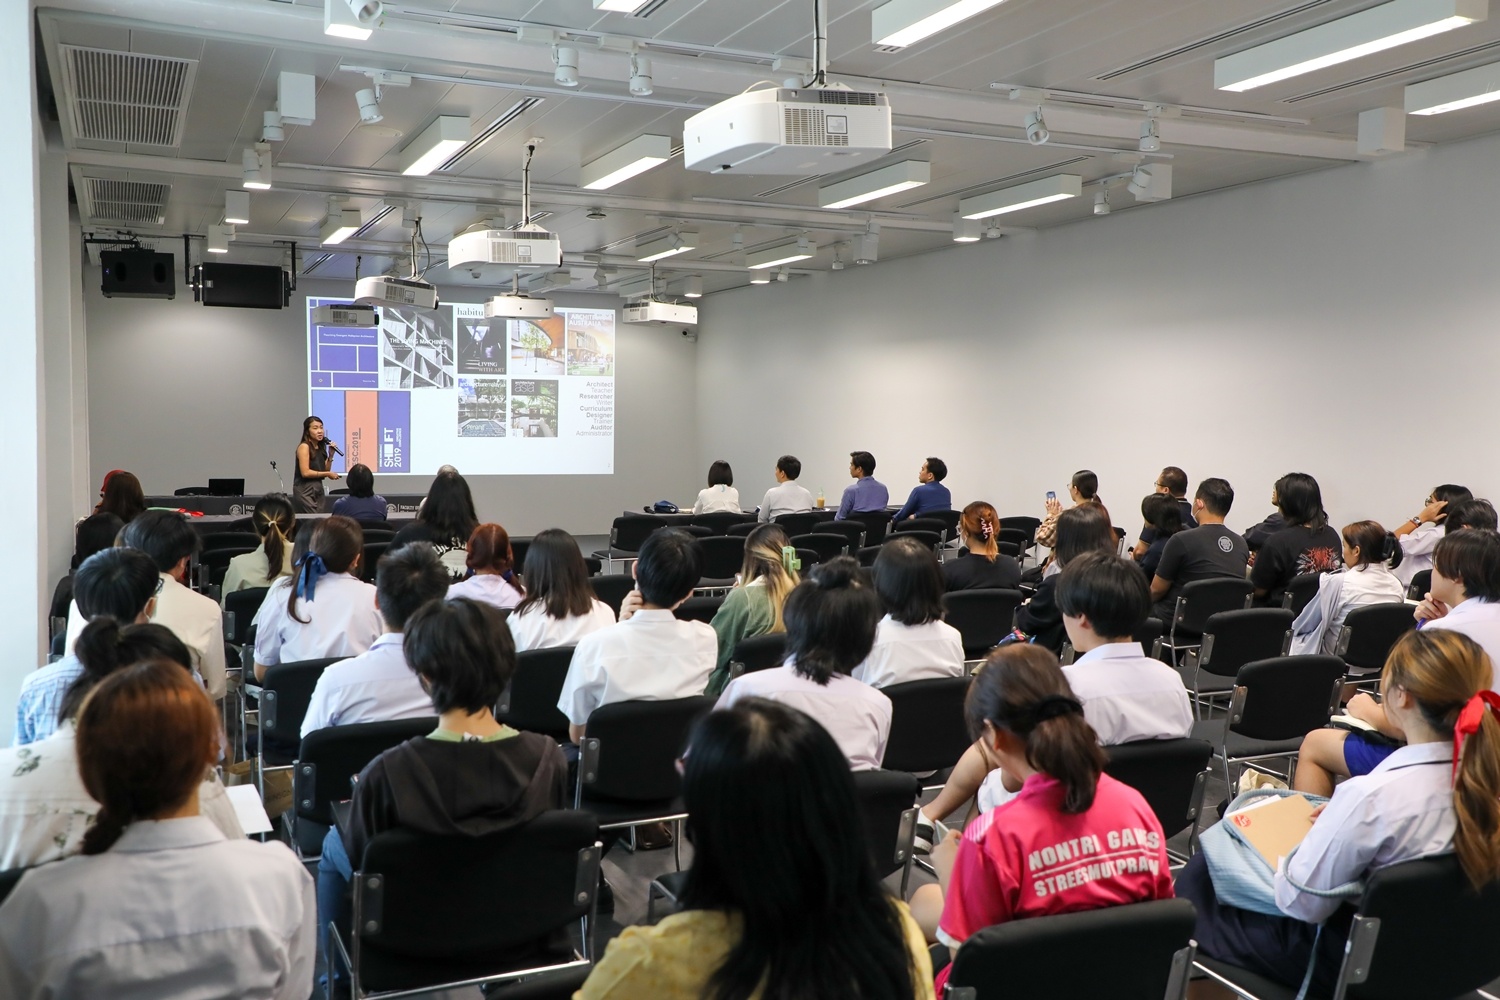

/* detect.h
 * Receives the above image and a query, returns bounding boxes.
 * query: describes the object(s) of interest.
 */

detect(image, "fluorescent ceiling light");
[224,190,250,226]
[325,0,382,40]
[206,225,233,254]
[951,212,981,242]
[321,206,363,245]
[400,116,470,176]
[747,237,815,269]
[1214,0,1486,92]
[242,145,271,190]
[594,0,651,10]
[636,231,698,262]
[873,0,1010,48]
[959,174,1082,219]
[581,134,672,191]
[818,160,930,209]
[1406,60,1500,113]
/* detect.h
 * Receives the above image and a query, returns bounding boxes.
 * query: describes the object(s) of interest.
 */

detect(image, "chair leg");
[672,818,683,872]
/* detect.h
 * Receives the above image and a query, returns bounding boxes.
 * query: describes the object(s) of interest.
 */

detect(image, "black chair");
[771,511,821,536]
[895,516,950,542]
[727,633,787,678]
[844,510,891,546]
[1135,617,1164,658]
[794,547,821,569]
[1176,608,1294,716]
[856,544,884,567]
[1280,572,1322,617]
[726,521,759,537]
[695,535,747,584]
[927,508,962,536]
[589,574,635,618]
[814,520,865,550]
[1407,568,1432,601]
[881,677,973,779]
[256,656,344,806]
[1104,739,1214,864]
[357,528,396,543]
[332,812,601,998]
[202,531,263,551]
[790,532,848,562]
[200,547,257,587]
[997,528,1030,553]
[1194,854,1500,1000]
[583,557,603,576]
[691,511,756,535]
[946,898,1197,1000]
[292,717,436,858]
[884,529,942,553]
[998,515,1042,560]
[223,586,270,646]
[360,542,389,583]
[1337,602,1416,685]
[496,646,576,743]
[1157,577,1255,665]
[675,595,723,623]
[942,588,1025,660]
[1189,654,1345,787]
[591,514,673,571]
[509,536,531,570]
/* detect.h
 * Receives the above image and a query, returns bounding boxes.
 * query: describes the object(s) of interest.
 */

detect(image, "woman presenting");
[293,416,340,513]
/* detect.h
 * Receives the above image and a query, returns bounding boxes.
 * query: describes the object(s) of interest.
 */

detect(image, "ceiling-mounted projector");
[623,299,698,326]
[311,303,378,327]
[484,293,554,320]
[354,275,439,310]
[448,227,564,269]
[684,88,892,174]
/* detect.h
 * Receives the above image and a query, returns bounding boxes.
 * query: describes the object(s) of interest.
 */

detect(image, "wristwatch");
[1411,516,1422,526]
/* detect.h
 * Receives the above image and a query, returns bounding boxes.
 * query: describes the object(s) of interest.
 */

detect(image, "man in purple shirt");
[836,450,889,520]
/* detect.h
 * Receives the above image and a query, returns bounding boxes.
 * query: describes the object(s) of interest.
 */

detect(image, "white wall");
[82,278,701,536]
[696,131,1500,535]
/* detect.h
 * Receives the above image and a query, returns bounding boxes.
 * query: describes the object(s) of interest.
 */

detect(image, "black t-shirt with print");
[1154,524,1249,607]
[1250,524,1343,598]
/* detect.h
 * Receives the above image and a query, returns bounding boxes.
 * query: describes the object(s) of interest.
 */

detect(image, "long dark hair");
[679,698,918,1000]
[419,469,479,545]
[253,494,296,578]
[59,618,191,725]
[873,535,945,626]
[1054,502,1117,568]
[516,528,596,620]
[72,513,124,570]
[287,515,364,623]
[1274,472,1328,530]
[782,556,881,684]
[300,415,328,453]
[97,471,146,523]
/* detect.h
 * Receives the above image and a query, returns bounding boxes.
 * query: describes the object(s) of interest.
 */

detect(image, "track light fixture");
[1093,189,1111,216]
[325,0,384,40]
[261,110,284,142]
[1127,164,1173,201]
[776,266,790,283]
[357,89,382,123]
[224,190,250,226]
[1139,119,1160,152]
[952,213,981,242]
[629,54,653,96]
[684,276,703,298]
[241,143,272,190]
[984,223,1003,239]
[553,46,580,88]
[749,270,771,284]
[206,225,234,254]
[1025,107,1049,145]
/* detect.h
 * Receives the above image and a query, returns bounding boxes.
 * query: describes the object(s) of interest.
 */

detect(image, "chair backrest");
[1197,608,1294,677]
[508,537,530,570]
[790,532,847,561]
[1135,617,1164,658]
[496,646,577,742]
[880,677,973,774]
[730,633,787,674]
[942,588,1025,657]
[1174,577,1255,634]
[852,769,921,878]
[695,535,748,579]
[856,544,884,567]
[814,520,865,549]
[944,898,1196,1000]
[771,511,820,536]
[609,514,672,553]
[794,547,821,569]
[223,586,271,645]
[295,717,436,825]
[885,529,942,552]
[1231,654,1345,742]
[361,542,390,583]
[996,528,1030,551]
[202,531,263,551]
[579,696,715,802]
[725,521,759,537]
[997,515,1042,545]
[895,517,949,539]
[1280,572,1322,616]
[589,574,635,617]
[845,510,891,546]
[200,547,257,586]
[691,511,756,535]
[927,509,962,535]
[260,657,344,760]
[1103,739,1214,842]
[675,595,724,623]
[1337,602,1416,671]
[1407,569,1432,601]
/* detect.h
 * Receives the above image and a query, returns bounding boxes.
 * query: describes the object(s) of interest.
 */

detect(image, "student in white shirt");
[223,493,296,594]
[1290,520,1408,656]
[0,660,313,998]
[254,515,382,680]
[557,528,717,744]
[447,523,525,610]
[1178,628,1500,996]
[1392,483,1470,588]
[301,541,450,736]
[508,529,616,652]
[718,556,893,771]
[757,454,816,523]
[854,536,964,689]
[693,460,741,514]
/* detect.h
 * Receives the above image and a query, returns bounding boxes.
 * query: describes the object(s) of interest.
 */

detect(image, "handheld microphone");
[328,441,344,457]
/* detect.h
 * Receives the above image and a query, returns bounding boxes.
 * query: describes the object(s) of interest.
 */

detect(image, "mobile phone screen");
[1046,491,1056,501]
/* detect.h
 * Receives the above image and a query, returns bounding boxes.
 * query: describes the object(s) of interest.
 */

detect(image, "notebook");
[1226,793,1317,869]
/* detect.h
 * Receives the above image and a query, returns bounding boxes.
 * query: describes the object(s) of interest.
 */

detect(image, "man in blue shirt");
[836,450,889,520]
[893,457,953,524]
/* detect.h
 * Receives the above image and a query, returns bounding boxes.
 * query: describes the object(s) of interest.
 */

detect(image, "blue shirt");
[893,481,952,523]
[331,494,388,523]
[12,656,84,747]
[836,477,890,520]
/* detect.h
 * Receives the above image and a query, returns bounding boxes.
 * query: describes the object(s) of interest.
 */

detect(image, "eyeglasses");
[155,577,165,595]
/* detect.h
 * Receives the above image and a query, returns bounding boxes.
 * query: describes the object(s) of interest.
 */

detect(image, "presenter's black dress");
[293,443,330,513]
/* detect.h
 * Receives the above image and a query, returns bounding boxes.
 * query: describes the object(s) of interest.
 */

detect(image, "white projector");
[484,293,554,320]
[310,303,378,327]
[623,299,698,326]
[684,88,892,174]
[448,227,564,269]
[353,275,439,310]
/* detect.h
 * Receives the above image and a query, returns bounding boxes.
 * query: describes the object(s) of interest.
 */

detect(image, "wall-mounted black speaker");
[196,263,287,309]
[100,250,176,299]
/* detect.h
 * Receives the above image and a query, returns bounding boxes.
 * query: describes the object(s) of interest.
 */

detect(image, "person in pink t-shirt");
[909,645,1173,990]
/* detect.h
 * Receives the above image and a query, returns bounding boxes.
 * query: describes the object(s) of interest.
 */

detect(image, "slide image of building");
[511,317,565,376]
[457,379,507,437]
[510,379,558,438]
[381,306,455,389]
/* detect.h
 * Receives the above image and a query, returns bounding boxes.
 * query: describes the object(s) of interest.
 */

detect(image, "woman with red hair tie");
[447,523,526,610]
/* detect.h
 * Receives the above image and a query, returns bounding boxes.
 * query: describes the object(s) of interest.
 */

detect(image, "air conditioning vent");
[784,108,849,146]
[80,178,171,226]
[1095,0,1340,81]
[59,46,197,147]
[815,91,879,105]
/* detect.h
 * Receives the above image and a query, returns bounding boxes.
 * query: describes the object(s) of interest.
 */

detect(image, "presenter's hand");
[327,472,341,480]
[619,589,644,622]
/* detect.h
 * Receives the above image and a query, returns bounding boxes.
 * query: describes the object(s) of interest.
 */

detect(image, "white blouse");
[852,616,966,689]
[693,485,741,514]
[253,572,383,669]
[447,574,525,610]
[507,599,618,652]
[223,542,295,594]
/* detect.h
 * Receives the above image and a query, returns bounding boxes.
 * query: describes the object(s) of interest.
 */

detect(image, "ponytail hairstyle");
[966,644,1105,814]
[1382,630,1500,887]
[59,619,191,725]
[739,524,799,633]
[252,494,296,580]
[1342,520,1403,571]
[782,556,881,685]
[288,515,364,624]
[76,660,220,855]
[466,523,524,594]
[960,501,999,559]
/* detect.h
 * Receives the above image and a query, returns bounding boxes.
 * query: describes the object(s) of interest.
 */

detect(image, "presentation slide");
[306,297,615,476]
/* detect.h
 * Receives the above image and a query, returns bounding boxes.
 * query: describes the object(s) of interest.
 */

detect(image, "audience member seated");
[391,467,480,579]
[1289,521,1406,656]
[1035,469,1101,550]
[253,516,381,681]
[1136,493,1185,582]
[717,557,891,770]
[507,528,616,652]
[557,528,716,745]
[576,698,934,1000]
[0,661,312,997]
[693,459,741,514]
[49,512,123,622]
[1444,498,1499,535]
[1179,628,1500,997]
[1393,483,1471,588]
[756,453,816,522]
[853,537,964,689]
[0,617,242,867]
[1016,503,1118,653]
[1250,472,1343,603]
[330,463,389,524]
[64,510,227,701]
[1149,477,1248,621]
[93,469,145,523]
[317,597,566,996]
[223,493,296,594]
[836,450,889,520]
[1131,465,1196,558]
[447,523,525,610]
[942,501,1021,592]
[301,542,450,736]
[908,644,1173,988]
[892,457,952,524]
[706,524,799,695]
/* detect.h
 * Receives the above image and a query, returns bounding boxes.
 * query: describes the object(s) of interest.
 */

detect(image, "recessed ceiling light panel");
[958,174,1082,219]
[818,160,930,209]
